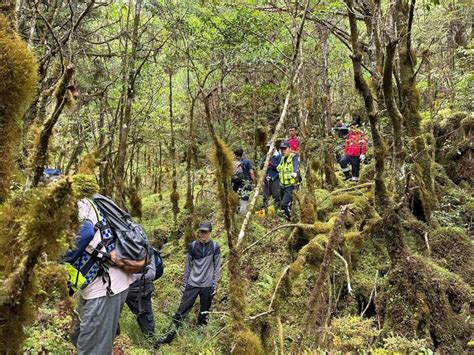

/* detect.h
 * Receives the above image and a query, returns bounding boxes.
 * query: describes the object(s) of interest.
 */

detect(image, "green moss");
[313,221,332,234]
[331,193,356,206]
[0,180,76,353]
[0,15,38,202]
[430,227,474,285]
[314,188,333,220]
[379,255,472,352]
[72,174,99,199]
[301,234,327,267]
[328,316,379,351]
[233,329,264,354]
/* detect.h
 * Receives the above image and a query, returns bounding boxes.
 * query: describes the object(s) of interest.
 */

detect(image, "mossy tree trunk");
[168,71,180,242]
[115,0,142,206]
[318,23,338,188]
[344,0,389,211]
[395,0,436,222]
[202,90,245,333]
[383,39,406,185]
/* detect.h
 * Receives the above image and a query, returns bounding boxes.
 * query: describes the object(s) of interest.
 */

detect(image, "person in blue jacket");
[260,142,282,209]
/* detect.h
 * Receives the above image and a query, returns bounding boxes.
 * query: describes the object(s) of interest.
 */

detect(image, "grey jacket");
[183,240,221,289]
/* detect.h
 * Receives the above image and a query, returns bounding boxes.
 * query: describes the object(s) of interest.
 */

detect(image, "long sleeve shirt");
[183,240,221,289]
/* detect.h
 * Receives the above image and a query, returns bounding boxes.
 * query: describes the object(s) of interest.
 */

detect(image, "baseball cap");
[280,140,290,149]
[198,220,212,232]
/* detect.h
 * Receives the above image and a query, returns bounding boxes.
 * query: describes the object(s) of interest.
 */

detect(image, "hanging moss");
[0,179,76,353]
[77,152,98,175]
[430,227,474,286]
[72,174,99,199]
[128,187,142,220]
[0,15,38,202]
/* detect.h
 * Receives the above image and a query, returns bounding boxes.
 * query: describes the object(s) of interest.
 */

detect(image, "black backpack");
[93,194,151,268]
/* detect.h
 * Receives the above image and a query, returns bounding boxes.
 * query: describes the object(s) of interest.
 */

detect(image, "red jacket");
[344,130,367,157]
[288,137,299,152]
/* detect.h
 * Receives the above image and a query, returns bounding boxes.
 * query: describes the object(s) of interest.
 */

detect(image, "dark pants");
[126,282,155,336]
[280,184,295,220]
[340,155,360,179]
[156,286,213,346]
[173,286,214,327]
[263,177,280,207]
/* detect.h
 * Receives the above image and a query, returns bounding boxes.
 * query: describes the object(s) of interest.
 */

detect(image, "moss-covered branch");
[30,63,76,188]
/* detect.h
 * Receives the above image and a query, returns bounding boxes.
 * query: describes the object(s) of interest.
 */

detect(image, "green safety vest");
[277,153,297,186]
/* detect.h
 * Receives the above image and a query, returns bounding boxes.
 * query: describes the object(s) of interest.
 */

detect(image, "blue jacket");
[260,152,282,181]
[63,219,95,263]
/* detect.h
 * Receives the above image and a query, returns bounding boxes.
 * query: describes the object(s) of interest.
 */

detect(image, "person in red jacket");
[287,124,300,153]
[339,127,367,181]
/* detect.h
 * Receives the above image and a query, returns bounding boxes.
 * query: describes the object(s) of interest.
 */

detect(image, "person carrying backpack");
[277,141,300,221]
[67,184,135,355]
[231,148,256,214]
[155,221,221,348]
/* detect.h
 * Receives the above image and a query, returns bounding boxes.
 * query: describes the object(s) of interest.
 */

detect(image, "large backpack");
[65,195,151,295]
[92,194,151,273]
[232,160,244,183]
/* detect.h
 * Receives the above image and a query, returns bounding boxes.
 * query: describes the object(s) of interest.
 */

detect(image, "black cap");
[280,140,290,149]
[198,220,212,232]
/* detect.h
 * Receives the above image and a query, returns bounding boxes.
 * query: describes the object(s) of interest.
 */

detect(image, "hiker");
[277,141,300,221]
[231,148,256,214]
[125,252,156,337]
[332,118,349,139]
[68,196,134,355]
[155,221,221,347]
[260,142,281,209]
[287,124,300,153]
[332,118,349,163]
[339,126,367,182]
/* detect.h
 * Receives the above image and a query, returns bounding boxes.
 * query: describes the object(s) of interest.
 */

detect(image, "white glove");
[290,172,297,178]
[359,154,365,162]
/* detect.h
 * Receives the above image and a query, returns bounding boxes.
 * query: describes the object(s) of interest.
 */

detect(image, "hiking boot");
[351,177,359,182]
[154,329,176,348]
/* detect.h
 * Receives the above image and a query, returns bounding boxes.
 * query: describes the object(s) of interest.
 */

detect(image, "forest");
[0,0,472,353]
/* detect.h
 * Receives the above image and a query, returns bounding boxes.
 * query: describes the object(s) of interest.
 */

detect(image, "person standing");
[277,141,300,221]
[260,142,281,209]
[231,148,256,214]
[332,118,350,163]
[125,253,156,337]
[287,124,300,153]
[155,221,221,347]
[339,127,367,181]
